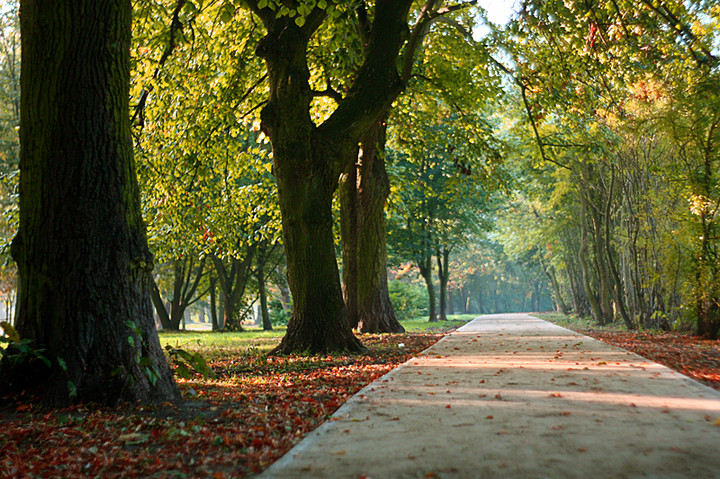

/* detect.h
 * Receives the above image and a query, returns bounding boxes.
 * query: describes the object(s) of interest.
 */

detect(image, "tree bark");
[210,275,219,331]
[579,187,603,325]
[340,148,360,329]
[1,0,177,406]
[256,255,272,331]
[342,120,404,334]
[436,245,450,321]
[419,257,438,322]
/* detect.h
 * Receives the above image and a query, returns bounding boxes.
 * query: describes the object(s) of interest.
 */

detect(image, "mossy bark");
[1,0,178,406]
[341,122,404,334]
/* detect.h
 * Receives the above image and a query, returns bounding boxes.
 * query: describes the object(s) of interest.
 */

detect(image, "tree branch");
[132,0,188,128]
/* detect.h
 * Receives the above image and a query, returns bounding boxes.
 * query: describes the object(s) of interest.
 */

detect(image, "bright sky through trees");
[479,0,517,25]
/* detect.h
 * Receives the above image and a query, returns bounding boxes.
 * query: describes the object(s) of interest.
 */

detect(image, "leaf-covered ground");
[0,332,445,478]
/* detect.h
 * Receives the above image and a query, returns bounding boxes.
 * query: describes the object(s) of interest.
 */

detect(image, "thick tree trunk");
[1,0,177,406]
[354,121,403,333]
[340,151,360,329]
[273,159,364,352]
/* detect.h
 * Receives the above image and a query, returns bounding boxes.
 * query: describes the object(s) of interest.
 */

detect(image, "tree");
[387,86,501,322]
[150,256,208,330]
[0,0,178,405]
[132,2,281,333]
[497,0,720,336]
[243,0,475,353]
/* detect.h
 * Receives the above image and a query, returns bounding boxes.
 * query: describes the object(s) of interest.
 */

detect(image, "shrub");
[388,280,428,320]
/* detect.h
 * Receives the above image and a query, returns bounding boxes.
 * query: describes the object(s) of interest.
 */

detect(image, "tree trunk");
[253,1,414,353]
[256,258,272,331]
[579,189,603,325]
[603,169,635,330]
[539,255,569,315]
[212,250,255,332]
[419,258,437,322]
[151,257,206,331]
[436,246,450,321]
[340,149,360,329]
[354,120,404,333]
[210,275,219,331]
[1,0,177,406]
[150,280,170,329]
[276,265,291,313]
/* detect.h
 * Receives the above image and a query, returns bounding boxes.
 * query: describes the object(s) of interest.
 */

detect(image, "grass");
[158,315,474,358]
[160,328,285,358]
[532,312,627,332]
[402,313,477,332]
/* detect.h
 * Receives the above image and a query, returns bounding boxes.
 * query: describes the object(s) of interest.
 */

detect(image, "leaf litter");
[0,332,443,478]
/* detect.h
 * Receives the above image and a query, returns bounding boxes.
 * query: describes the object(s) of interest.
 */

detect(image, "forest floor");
[536,312,720,391]
[0,320,466,478]
[1,313,719,478]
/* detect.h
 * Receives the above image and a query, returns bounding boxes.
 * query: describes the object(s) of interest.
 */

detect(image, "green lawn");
[533,311,631,332]
[158,314,476,357]
[401,313,477,332]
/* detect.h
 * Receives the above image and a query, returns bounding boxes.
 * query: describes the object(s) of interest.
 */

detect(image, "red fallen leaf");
[480,380,485,383]
[578,448,587,453]
[562,412,571,416]
[445,405,451,409]
[486,415,494,419]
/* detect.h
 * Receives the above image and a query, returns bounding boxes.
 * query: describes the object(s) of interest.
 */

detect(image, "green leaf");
[295,15,305,27]
[174,362,193,379]
[67,381,77,399]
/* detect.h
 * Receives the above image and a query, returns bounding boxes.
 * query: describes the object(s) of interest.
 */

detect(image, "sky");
[477,0,518,26]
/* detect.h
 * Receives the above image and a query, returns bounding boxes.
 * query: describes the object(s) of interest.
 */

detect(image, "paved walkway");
[256,314,720,479]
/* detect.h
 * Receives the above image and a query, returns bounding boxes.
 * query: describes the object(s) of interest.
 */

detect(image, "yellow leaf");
[0,321,20,343]
[712,418,720,426]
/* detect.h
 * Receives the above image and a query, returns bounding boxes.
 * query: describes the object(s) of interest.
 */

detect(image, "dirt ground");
[256,313,720,479]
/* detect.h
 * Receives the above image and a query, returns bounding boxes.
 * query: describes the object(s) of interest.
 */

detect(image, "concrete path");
[256,314,720,479]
